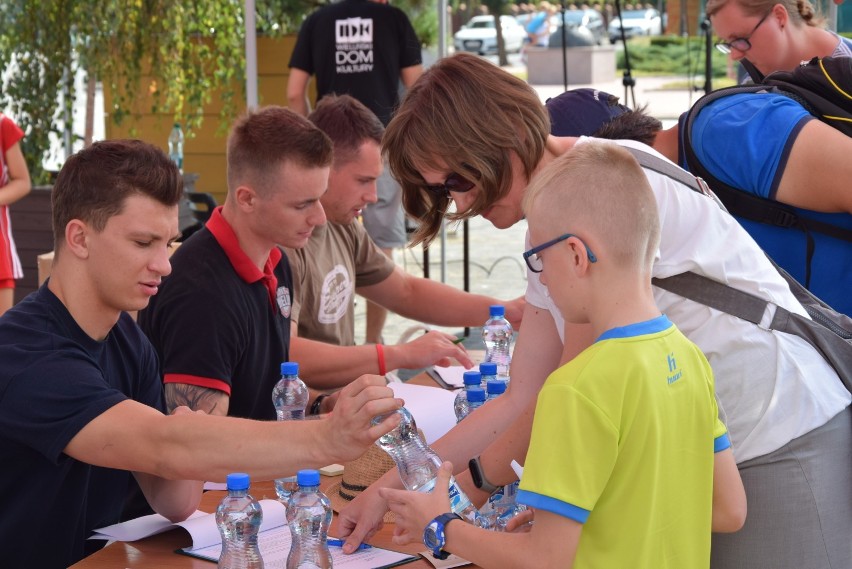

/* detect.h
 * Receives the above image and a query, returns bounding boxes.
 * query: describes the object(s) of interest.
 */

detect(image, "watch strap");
[426,512,462,559]
[469,456,499,493]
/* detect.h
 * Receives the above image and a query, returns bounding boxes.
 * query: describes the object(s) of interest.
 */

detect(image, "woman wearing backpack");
[708,0,852,80]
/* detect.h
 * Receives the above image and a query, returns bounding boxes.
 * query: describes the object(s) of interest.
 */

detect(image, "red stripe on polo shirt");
[206,207,283,310]
[164,373,232,396]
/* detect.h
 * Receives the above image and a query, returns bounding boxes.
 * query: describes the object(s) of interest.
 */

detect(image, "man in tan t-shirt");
[285,95,524,390]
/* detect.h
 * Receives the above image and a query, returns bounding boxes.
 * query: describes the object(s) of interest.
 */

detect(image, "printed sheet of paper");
[94,499,416,569]
[388,382,457,444]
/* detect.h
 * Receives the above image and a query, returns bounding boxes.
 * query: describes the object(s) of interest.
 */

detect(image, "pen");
[452,337,465,345]
[327,538,373,551]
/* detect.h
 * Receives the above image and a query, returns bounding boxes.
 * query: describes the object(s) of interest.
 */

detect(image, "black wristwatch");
[468,456,498,494]
[423,512,462,560]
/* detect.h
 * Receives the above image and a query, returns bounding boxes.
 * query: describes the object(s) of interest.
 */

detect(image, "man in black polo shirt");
[139,106,332,419]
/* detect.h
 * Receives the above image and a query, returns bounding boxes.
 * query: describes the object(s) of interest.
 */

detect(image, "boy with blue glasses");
[380,141,746,568]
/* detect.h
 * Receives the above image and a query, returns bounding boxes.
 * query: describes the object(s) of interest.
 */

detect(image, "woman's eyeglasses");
[523,233,598,273]
[714,9,772,54]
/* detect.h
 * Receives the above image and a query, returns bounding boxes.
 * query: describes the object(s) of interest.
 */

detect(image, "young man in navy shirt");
[0,139,402,567]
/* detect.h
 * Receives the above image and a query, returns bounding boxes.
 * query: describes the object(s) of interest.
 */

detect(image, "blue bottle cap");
[463,370,482,385]
[487,380,507,395]
[297,469,321,486]
[281,361,299,376]
[489,305,505,317]
[226,472,250,491]
[479,362,498,376]
[467,386,486,403]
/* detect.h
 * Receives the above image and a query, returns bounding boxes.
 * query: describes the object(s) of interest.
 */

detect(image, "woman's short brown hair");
[384,52,550,246]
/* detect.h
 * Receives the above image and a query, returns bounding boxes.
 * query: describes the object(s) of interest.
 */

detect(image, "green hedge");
[615,35,730,78]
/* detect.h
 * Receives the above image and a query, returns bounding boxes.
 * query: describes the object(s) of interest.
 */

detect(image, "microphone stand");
[560,0,569,91]
[701,17,712,94]
[613,0,636,108]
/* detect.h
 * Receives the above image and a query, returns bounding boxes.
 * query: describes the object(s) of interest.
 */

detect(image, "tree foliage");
[0,0,434,184]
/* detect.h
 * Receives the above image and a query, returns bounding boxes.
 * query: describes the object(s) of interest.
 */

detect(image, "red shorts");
[0,204,23,282]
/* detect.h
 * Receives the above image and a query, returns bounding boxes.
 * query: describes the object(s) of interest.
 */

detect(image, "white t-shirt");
[525,138,850,462]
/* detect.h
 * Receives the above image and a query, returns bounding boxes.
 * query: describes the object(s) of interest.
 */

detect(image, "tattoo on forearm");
[165,383,224,414]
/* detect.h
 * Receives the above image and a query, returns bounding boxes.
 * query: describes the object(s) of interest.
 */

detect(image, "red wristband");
[376,343,387,376]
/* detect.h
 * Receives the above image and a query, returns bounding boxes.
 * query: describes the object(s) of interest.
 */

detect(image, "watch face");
[423,520,442,550]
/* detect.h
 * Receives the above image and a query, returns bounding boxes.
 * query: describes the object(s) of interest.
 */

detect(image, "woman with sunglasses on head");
[336,52,851,569]
[708,0,852,80]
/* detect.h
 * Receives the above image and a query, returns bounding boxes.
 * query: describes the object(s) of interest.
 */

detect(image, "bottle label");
[447,478,475,517]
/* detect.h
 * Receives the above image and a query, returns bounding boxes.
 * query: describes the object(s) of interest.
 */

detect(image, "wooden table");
[70,372,469,568]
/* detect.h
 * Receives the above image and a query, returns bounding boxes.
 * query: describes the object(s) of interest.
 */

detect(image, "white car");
[608,9,663,43]
[454,15,527,55]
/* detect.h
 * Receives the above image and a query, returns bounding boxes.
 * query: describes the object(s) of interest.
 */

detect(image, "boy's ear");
[568,237,592,277]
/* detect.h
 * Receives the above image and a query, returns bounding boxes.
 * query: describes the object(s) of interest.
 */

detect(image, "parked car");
[608,9,663,43]
[547,9,605,47]
[454,15,528,55]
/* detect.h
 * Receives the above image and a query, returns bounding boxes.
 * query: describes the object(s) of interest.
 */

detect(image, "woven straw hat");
[327,429,427,524]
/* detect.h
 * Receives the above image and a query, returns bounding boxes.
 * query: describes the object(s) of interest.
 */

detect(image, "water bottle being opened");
[457,386,486,423]
[272,362,309,503]
[286,469,332,569]
[453,370,483,422]
[482,305,513,380]
[168,123,184,171]
[216,473,264,569]
[372,407,478,522]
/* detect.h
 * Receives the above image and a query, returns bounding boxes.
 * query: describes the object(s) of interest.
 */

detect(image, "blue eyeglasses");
[523,233,598,273]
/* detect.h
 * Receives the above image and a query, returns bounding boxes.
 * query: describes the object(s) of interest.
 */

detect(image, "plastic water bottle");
[168,123,184,171]
[479,362,498,386]
[453,370,483,422]
[216,473,264,569]
[486,380,507,401]
[272,362,309,503]
[457,387,486,422]
[286,469,332,569]
[482,305,513,380]
[372,407,478,522]
[476,481,526,532]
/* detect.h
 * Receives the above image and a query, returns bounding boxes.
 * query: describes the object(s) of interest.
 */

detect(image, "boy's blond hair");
[522,141,660,271]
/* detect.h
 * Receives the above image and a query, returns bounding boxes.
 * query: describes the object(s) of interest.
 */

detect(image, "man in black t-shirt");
[287,0,423,345]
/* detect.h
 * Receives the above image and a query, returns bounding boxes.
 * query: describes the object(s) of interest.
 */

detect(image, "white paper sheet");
[389,382,458,444]
[93,499,416,569]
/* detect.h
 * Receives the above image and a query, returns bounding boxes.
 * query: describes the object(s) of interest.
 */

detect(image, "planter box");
[525,45,616,85]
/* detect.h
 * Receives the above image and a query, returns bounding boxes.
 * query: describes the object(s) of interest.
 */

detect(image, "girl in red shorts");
[0,113,31,316]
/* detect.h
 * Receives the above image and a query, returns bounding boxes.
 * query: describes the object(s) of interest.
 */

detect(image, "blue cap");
[297,469,321,486]
[479,362,498,376]
[226,472,250,491]
[467,386,486,403]
[487,380,507,395]
[281,362,299,376]
[463,370,482,386]
[489,305,505,317]
[546,88,631,137]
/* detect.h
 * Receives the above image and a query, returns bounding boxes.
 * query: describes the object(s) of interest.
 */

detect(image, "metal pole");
[244,0,258,110]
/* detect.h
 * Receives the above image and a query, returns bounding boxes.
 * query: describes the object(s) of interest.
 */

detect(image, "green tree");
[0,0,434,184]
